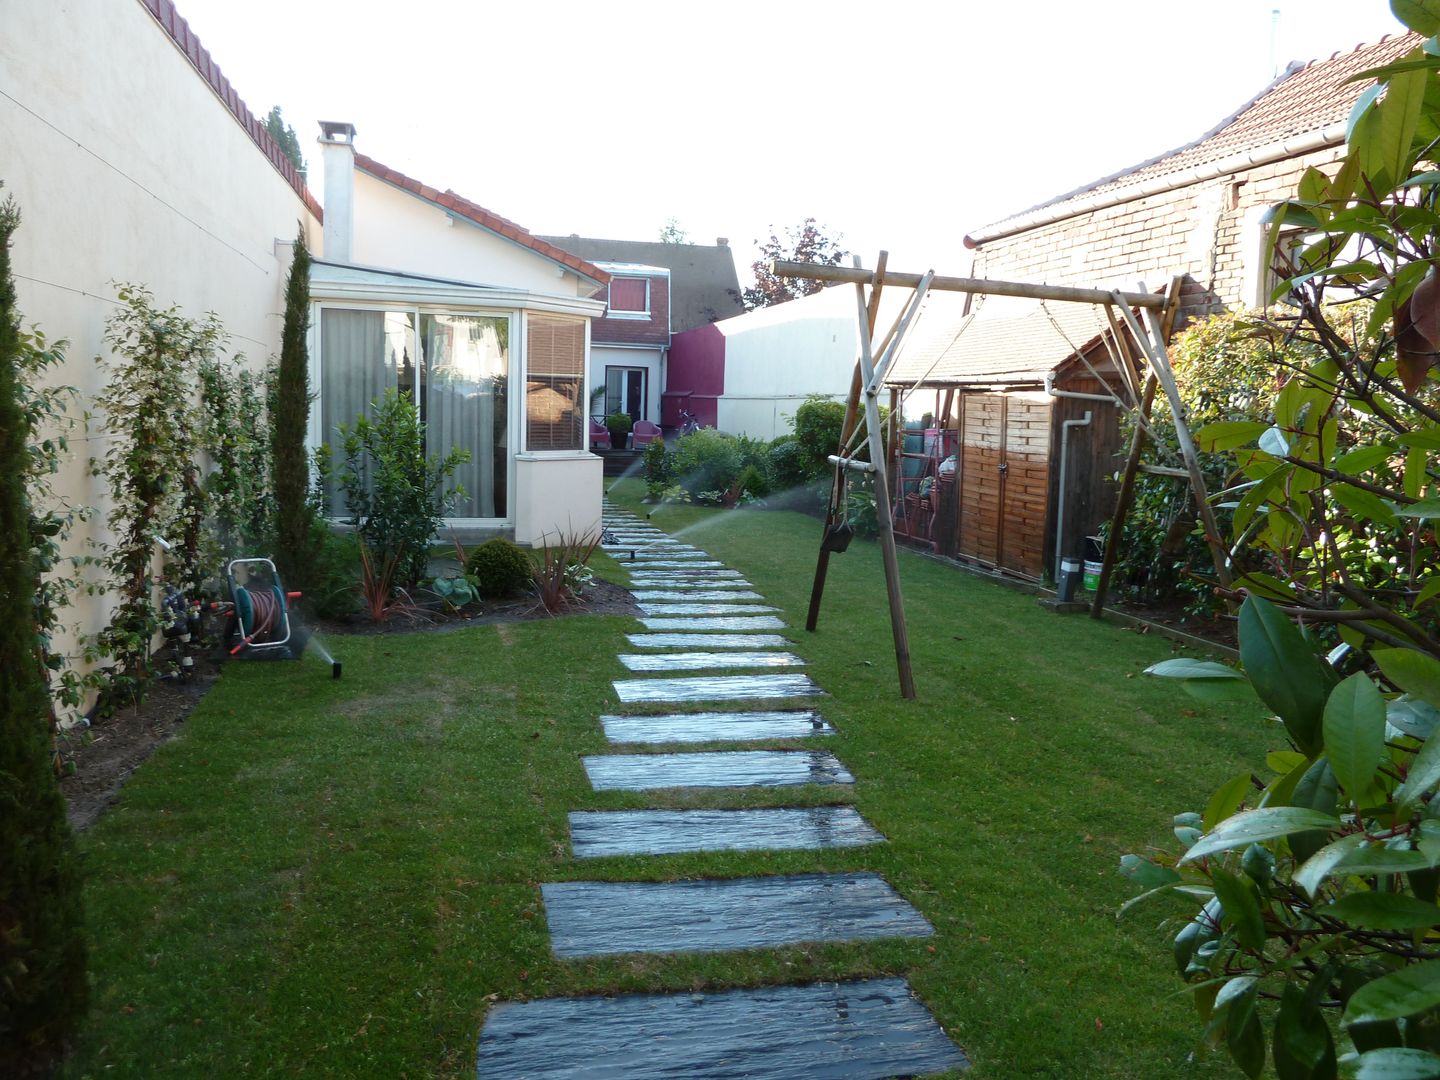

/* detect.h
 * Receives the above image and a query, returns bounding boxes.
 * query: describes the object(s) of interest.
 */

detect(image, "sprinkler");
[332,661,342,680]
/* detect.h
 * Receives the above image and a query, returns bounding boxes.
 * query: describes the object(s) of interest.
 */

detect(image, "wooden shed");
[884,298,1134,581]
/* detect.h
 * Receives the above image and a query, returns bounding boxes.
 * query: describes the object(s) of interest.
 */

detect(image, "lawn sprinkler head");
[332,661,342,680]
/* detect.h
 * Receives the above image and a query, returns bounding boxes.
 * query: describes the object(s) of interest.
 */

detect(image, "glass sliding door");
[604,366,646,421]
[421,313,509,518]
[319,308,415,516]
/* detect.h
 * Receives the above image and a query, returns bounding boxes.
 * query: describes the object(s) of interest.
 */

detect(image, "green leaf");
[1206,771,1257,831]
[1392,0,1440,37]
[1399,427,1440,450]
[1331,484,1400,527]
[1395,725,1440,812]
[1181,807,1341,863]
[1405,448,1428,500]
[1260,425,1292,457]
[1416,579,1440,608]
[1375,57,1429,188]
[1240,596,1333,755]
[1344,958,1440,1026]
[1353,1046,1440,1080]
[1349,82,1387,142]
[1396,498,1440,519]
[1313,892,1440,930]
[1196,420,1269,452]
[1291,759,1340,863]
[1119,853,1180,889]
[1336,445,1397,472]
[1146,658,1245,679]
[1324,673,1389,799]
[1334,848,1433,875]
[1274,976,1336,1080]
[1212,868,1267,950]
[1376,650,1440,710]
[1295,833,1367,898]
[1389,696,1440,740]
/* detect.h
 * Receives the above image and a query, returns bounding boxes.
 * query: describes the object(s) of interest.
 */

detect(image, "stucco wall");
[0,0,318,711]
[352,172,592,298]
[513,454,603,544]
[591,345,663,427]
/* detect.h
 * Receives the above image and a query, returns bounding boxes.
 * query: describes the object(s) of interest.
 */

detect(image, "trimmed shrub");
[466,537,533,598]
[669,428,743,501]
[791,395,846,479]
[737,463,769,499]
[641,437,669,498]
[764,435,808,491]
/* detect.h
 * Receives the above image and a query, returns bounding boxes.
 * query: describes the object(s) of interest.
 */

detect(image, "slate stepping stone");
[570,806,882,857]
[618,651,802,672]
[625,577,753,589]
[476,976,968,1078]
[631,550,713,560]
[541,873,934,958]
[626,559,726,569]
[637,616,786,631]
[613,671,815,701]
[636,603,777,615]
[601,708,833,743]
[626,633,792,649]
[628,568,744,579]
[583,750,852,790]
[630,590,764,602]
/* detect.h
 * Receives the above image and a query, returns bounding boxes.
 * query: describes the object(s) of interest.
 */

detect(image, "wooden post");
[805,253,886,632]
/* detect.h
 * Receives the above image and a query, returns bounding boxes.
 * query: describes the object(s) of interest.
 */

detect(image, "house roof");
[537,235,744,331]
[885,295,1116,387]
[140,0,322,221]
[354,155,610,287]
[966,32,1422,247]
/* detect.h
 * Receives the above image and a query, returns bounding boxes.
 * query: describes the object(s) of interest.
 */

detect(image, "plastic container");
[1083,559,1103,591]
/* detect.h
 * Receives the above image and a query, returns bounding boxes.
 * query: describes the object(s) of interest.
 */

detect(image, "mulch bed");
[58,579,639,831]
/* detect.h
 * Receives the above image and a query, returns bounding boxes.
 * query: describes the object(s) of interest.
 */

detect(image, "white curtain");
[422,314,508,519]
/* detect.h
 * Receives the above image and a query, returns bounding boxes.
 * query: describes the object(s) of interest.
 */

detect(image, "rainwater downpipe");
[1053,409,1092,582]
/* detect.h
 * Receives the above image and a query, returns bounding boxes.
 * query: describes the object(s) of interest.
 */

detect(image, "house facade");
[310,129,609,542]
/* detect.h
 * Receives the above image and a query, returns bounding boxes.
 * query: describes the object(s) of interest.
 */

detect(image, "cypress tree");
[271,224,314,588]
[0,194,86,1075]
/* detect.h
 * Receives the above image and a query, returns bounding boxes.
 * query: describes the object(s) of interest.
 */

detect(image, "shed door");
[957,393,1050,579]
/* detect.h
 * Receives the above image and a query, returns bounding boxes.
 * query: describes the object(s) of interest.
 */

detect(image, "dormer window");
[608,276,649,318]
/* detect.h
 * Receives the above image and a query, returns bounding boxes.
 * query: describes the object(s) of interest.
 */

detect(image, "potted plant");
[604,411,633,449]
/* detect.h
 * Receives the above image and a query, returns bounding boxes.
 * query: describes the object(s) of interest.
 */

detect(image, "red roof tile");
[969,33,1423,245]
[353,153,610,285]
[144,0,322,222]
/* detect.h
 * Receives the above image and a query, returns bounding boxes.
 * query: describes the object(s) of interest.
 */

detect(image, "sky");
[172,0,1404,287]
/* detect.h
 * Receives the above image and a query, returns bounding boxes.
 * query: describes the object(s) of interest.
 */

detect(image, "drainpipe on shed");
[1044,369,1119,404]
[1053,411,1092,582]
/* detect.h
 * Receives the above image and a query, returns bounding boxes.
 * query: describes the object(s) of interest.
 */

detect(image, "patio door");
[605,366,646,421]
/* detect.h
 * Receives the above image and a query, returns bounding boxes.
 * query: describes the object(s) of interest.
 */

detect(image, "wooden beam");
[771,260,1165,309]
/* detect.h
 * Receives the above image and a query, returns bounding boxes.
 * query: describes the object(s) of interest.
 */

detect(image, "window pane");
[320,308,414,516]
[609,277,647,312]
[422,314,509,519]
[526,315,585,452]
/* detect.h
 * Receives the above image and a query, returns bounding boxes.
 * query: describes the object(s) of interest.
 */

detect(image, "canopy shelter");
[772,259,1223,698]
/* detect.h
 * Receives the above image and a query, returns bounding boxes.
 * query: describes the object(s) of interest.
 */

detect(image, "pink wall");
[665,322,725,427]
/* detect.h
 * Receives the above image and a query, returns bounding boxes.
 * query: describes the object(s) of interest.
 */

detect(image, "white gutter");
[965,122,1348,249]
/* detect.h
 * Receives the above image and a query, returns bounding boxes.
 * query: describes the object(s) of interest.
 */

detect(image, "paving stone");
[625,559,726,570]
[631,550,714,560]
[637,616,787,631]
[476,976,968,1078]
[630,589,764,602]
[625,576,753,588]
[570,806,883,857]
[628,568,744,579]
[583,750,852,790]
[614,672,815,701]
[601,708,833,743]
[618,651,802,672]
[542,873,934,958]
[625,632,793,649]
[636,603,777,616]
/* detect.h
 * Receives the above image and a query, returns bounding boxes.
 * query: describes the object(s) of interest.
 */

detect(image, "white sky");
[173,0,1403,285]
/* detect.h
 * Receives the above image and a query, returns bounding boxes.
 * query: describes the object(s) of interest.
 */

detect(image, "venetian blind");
[525,314,585,451]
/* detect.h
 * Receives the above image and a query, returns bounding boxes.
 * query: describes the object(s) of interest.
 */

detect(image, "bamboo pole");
[771,260,1165,309]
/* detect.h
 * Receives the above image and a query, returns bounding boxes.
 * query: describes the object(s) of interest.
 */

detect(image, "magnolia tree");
[1125,6,1440,1077]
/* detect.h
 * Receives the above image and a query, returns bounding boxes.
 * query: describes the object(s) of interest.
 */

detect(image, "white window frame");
[607,275,651,319]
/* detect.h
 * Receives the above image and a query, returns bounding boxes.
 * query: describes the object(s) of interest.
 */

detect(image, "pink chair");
[589,419,611,450]
[631,420,662,448]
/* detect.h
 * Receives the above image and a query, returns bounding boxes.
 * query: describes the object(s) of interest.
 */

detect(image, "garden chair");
[631,419,662,448]
[589,418,611,450]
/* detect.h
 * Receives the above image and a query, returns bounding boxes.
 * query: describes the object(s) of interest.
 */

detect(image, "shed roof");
[355,155,609,286]
[538,235,744,331]
[966,32,1421,246]
[886,295,1116,387]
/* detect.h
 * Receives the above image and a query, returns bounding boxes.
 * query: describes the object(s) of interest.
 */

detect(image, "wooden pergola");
[773,257,1227,698]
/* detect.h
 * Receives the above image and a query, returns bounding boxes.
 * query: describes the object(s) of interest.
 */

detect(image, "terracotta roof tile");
[971,33,1423,242]
[351,154,609,285]
[144,0,321,222]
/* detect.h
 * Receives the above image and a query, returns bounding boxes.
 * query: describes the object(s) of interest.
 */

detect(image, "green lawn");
[63,483,1272,1078]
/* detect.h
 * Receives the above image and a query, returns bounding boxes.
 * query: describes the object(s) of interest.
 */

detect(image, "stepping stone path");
[475,500,967,1077]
